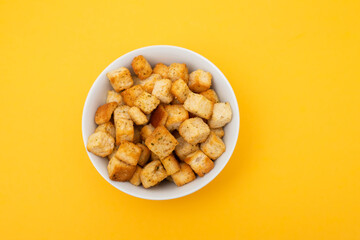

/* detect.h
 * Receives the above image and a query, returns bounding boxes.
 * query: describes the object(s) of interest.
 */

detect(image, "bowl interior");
[82,46,239,200]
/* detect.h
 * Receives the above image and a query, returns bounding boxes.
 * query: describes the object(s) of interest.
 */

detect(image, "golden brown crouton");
[188,69,212,93]
[107,156,137,181]
[121,85,144,107]
[160,154,180,175]
[131,55,152,79]
[129,166,142,186]
[150,105,168,127]
[115,141,142,166]
[178,117,210,145]
[200,89,219,103]
[106,67,133,92]
[153,63,169,78]
[133,126,142,144]
[170,79,190,103]
[152,79,173,104]
[208,102,232,128]
[114,105,131,120]
[168,63,189,83]
[134,91,160,114]
[106,90,123,105]
[140,124,155,141]
[211,128,224,138]
[137,74,162,93]
[145,126,178,159]
[183,92,214,120]
[95,122,116,138]
[184,150,214,177]
[137,143,151,167]
[128,106,148,125]
[174,136,200,161]
[87,131,115,157]
[140,160,167,188]
[164,105,189,131]
[107,145,119,160]
[94,102,118,125]
[200,132,226,160]
[114,118,134,145]
[171,162,196,186]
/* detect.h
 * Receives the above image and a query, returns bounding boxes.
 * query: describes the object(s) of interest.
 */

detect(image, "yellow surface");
[1,0,359,239]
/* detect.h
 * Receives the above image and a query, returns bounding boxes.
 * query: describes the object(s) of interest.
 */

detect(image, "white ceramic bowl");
[82,45,240,200]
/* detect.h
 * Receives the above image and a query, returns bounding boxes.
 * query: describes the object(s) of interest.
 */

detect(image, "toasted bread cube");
[153,63,169,78]
[132,75,142,86]
[208,102,232,128]
[200,132,226,160]
[140,160,167,188]
[134,91,160,114]
[211,128,224,138]
[174,136,199,161]
[87,131,115,157]
[145,126,178,159]
[95,122,116,138]
[106,90,123,105]
[133,126,141,143]
[128,106,148,125]
[160,154,180,175]
[183,92,214,120]
[114,118,134,145]
[170,79,190,103]
[129,166,142,186]
[94,102,118,125]
[108,156,136,181]
[184,150,214,177]
[140,124,155,141]
[131,55,152,79]
[164,105,189,131]
[136,74,161,93]
[114,105,131,120]
[150,105,168,127]
[168,63,189,83]
[200,89,219,103]
[106,67,133,92]
[107,145,119,160]
[115,141,142,166]
[188,70,212,93]
[121,85,144,107]
[171,162,196,186]
[152,79,173,104]
[179,117,210,145]
[137,143,150,167]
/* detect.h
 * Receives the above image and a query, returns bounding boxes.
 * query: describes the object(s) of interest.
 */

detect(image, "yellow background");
[1,0,359,239]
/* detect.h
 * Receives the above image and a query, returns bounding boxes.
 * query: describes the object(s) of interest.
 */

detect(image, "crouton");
[131,55,152,79]
[153,63,169,78]
[184,150,214,177]
[170,79,190,103]
[94,102,118,125]
[208,102,232,128]
[140,124,155,141]
[128,106,148,125]
[129,166,142,186]
[150,105,168,127]
[171,162,196,186]
[87,131,115,157]
[200,89,219,103]
[134,91,160,114]
[188,70,212,93]
[183,92,214,120]
[107,145,119,160]
[121,85,144,107]
[160,154,180,175]
[95,122,116,138]
[168,63,189,83]
[164,105,189,131]
[137,143,150,167]
[145,126,178,159]
[106,90,123,105]
[174,136,199,161]
[114,118,134,145]
[178,117,210,145]
[200,132,226,160]
[132,75,142,86]
[137,74,162,93]
[133,126,141,143]
[152,79,173,104]
[115,141,142,166]
[151,152,160,161]
[106,67,133,92]
[211,128,224,138]
[114,105,131,120]
[140,160,167,188]
[107,156,137,181]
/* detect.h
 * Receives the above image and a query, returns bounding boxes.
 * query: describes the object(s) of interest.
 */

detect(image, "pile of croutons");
[87,55,232,188]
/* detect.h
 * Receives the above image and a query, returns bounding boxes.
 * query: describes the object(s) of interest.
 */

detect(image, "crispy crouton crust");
[160,154,181,175]
[107,156,136,181]
[140,160,167,188]
[170,79,190,103]
[150,105,168,127]
[134,91,160,114]
[145,126,178,159]
[171,162,196,186]
[106,67,133,92]
[128,106,148,125]
[174,136,199,161]
[168,63,189,83]
[114,118,134,145]
[152,79,173,104]
[208,102,232,128]
[200,89,219,103]
[94,102,118,125]
[131,55,152,80]
[137,143,151,167]
[153,63,169,78]
[183,92,214,120]
[188,69,212,93]
[106,90,123,105]
[178,117,210,145]
[129,166,143,186]
[121,85,144,107]
[115,141,142,165]
[95,122,116,139]
[87,131,115,157]
[164,105,189,131]
[184,150,214,177]
[140,124,155,141]
[200,132,226,160]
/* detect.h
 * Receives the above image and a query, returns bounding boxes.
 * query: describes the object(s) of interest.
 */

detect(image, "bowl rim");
[82,45,240,200]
